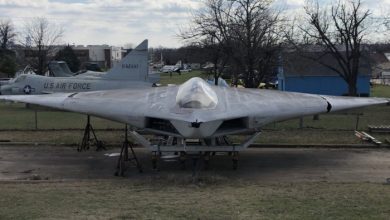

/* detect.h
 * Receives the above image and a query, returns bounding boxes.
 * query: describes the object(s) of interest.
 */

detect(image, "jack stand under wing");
[115,124,143,176]
[78,115,105,152]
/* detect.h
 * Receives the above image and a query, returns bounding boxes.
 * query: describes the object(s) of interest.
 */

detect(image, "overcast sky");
[0,0,389,48]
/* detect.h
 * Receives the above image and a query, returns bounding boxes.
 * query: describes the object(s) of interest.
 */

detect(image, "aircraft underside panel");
[128,130,262,152]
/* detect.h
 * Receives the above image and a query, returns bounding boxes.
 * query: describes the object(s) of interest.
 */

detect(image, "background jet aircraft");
[47,61,74,77]
[159,60,182,73]
[0,40,158,95]
[1,77,389,153]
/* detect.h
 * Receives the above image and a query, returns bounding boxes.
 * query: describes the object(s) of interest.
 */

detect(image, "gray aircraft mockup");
[0,40,156,95]
[1,77,389,161]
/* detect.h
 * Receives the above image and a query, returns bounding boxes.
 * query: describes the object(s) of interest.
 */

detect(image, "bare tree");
[289,0,371,96]
[123,43,134,50]
[22,17,64,75]
[201,37,231,83]
[181,0,281,88]
[228,0,280,88]
[0,19,16,49]
[181,0,233,85]
[0,19,17,76]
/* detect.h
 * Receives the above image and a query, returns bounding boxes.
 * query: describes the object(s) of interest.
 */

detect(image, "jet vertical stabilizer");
[103,40,149,81]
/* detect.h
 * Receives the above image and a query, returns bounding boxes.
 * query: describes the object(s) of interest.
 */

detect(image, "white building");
[72,45,123,69]
[111,46,123,67]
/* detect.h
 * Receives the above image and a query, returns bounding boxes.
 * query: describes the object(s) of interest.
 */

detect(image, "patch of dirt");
[0,146,389,183]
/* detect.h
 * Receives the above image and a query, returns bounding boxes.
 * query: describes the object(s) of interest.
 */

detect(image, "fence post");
[355,114,360,130]
[299,117,304,129]
[35,110,38,130]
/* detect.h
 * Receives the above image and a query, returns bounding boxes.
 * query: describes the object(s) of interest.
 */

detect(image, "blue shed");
[277,53,371,96]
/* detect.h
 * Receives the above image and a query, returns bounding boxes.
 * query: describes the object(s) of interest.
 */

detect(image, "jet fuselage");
[0,74,152,95]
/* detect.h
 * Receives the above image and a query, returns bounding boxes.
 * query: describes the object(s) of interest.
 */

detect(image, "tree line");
[180,0,388,95]
[0,17,73,77]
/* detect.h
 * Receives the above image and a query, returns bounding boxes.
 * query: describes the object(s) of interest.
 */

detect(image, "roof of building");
[282,52,371,77]
[370,52,389,64]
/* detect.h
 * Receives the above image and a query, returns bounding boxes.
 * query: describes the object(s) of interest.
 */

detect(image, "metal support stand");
[115,125,143,176]
[78,115,104,152]
[203,152,210,170]
[179,151,186,170]
[152,151,160,171]
[191,154,203,178]
[232,151,239,170]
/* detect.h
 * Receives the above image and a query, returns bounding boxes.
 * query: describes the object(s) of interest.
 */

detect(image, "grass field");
[0,103,124,130]
[0,180,390,219]
[159,70,205,85]
[372,84,390,97]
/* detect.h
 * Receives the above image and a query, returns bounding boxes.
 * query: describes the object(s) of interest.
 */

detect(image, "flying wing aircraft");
[1,77,389,154]
[0,40,158,95]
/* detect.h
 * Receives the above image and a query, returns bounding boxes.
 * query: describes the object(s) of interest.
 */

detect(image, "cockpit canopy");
[14,75,27,83]
[176,77,218,109]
